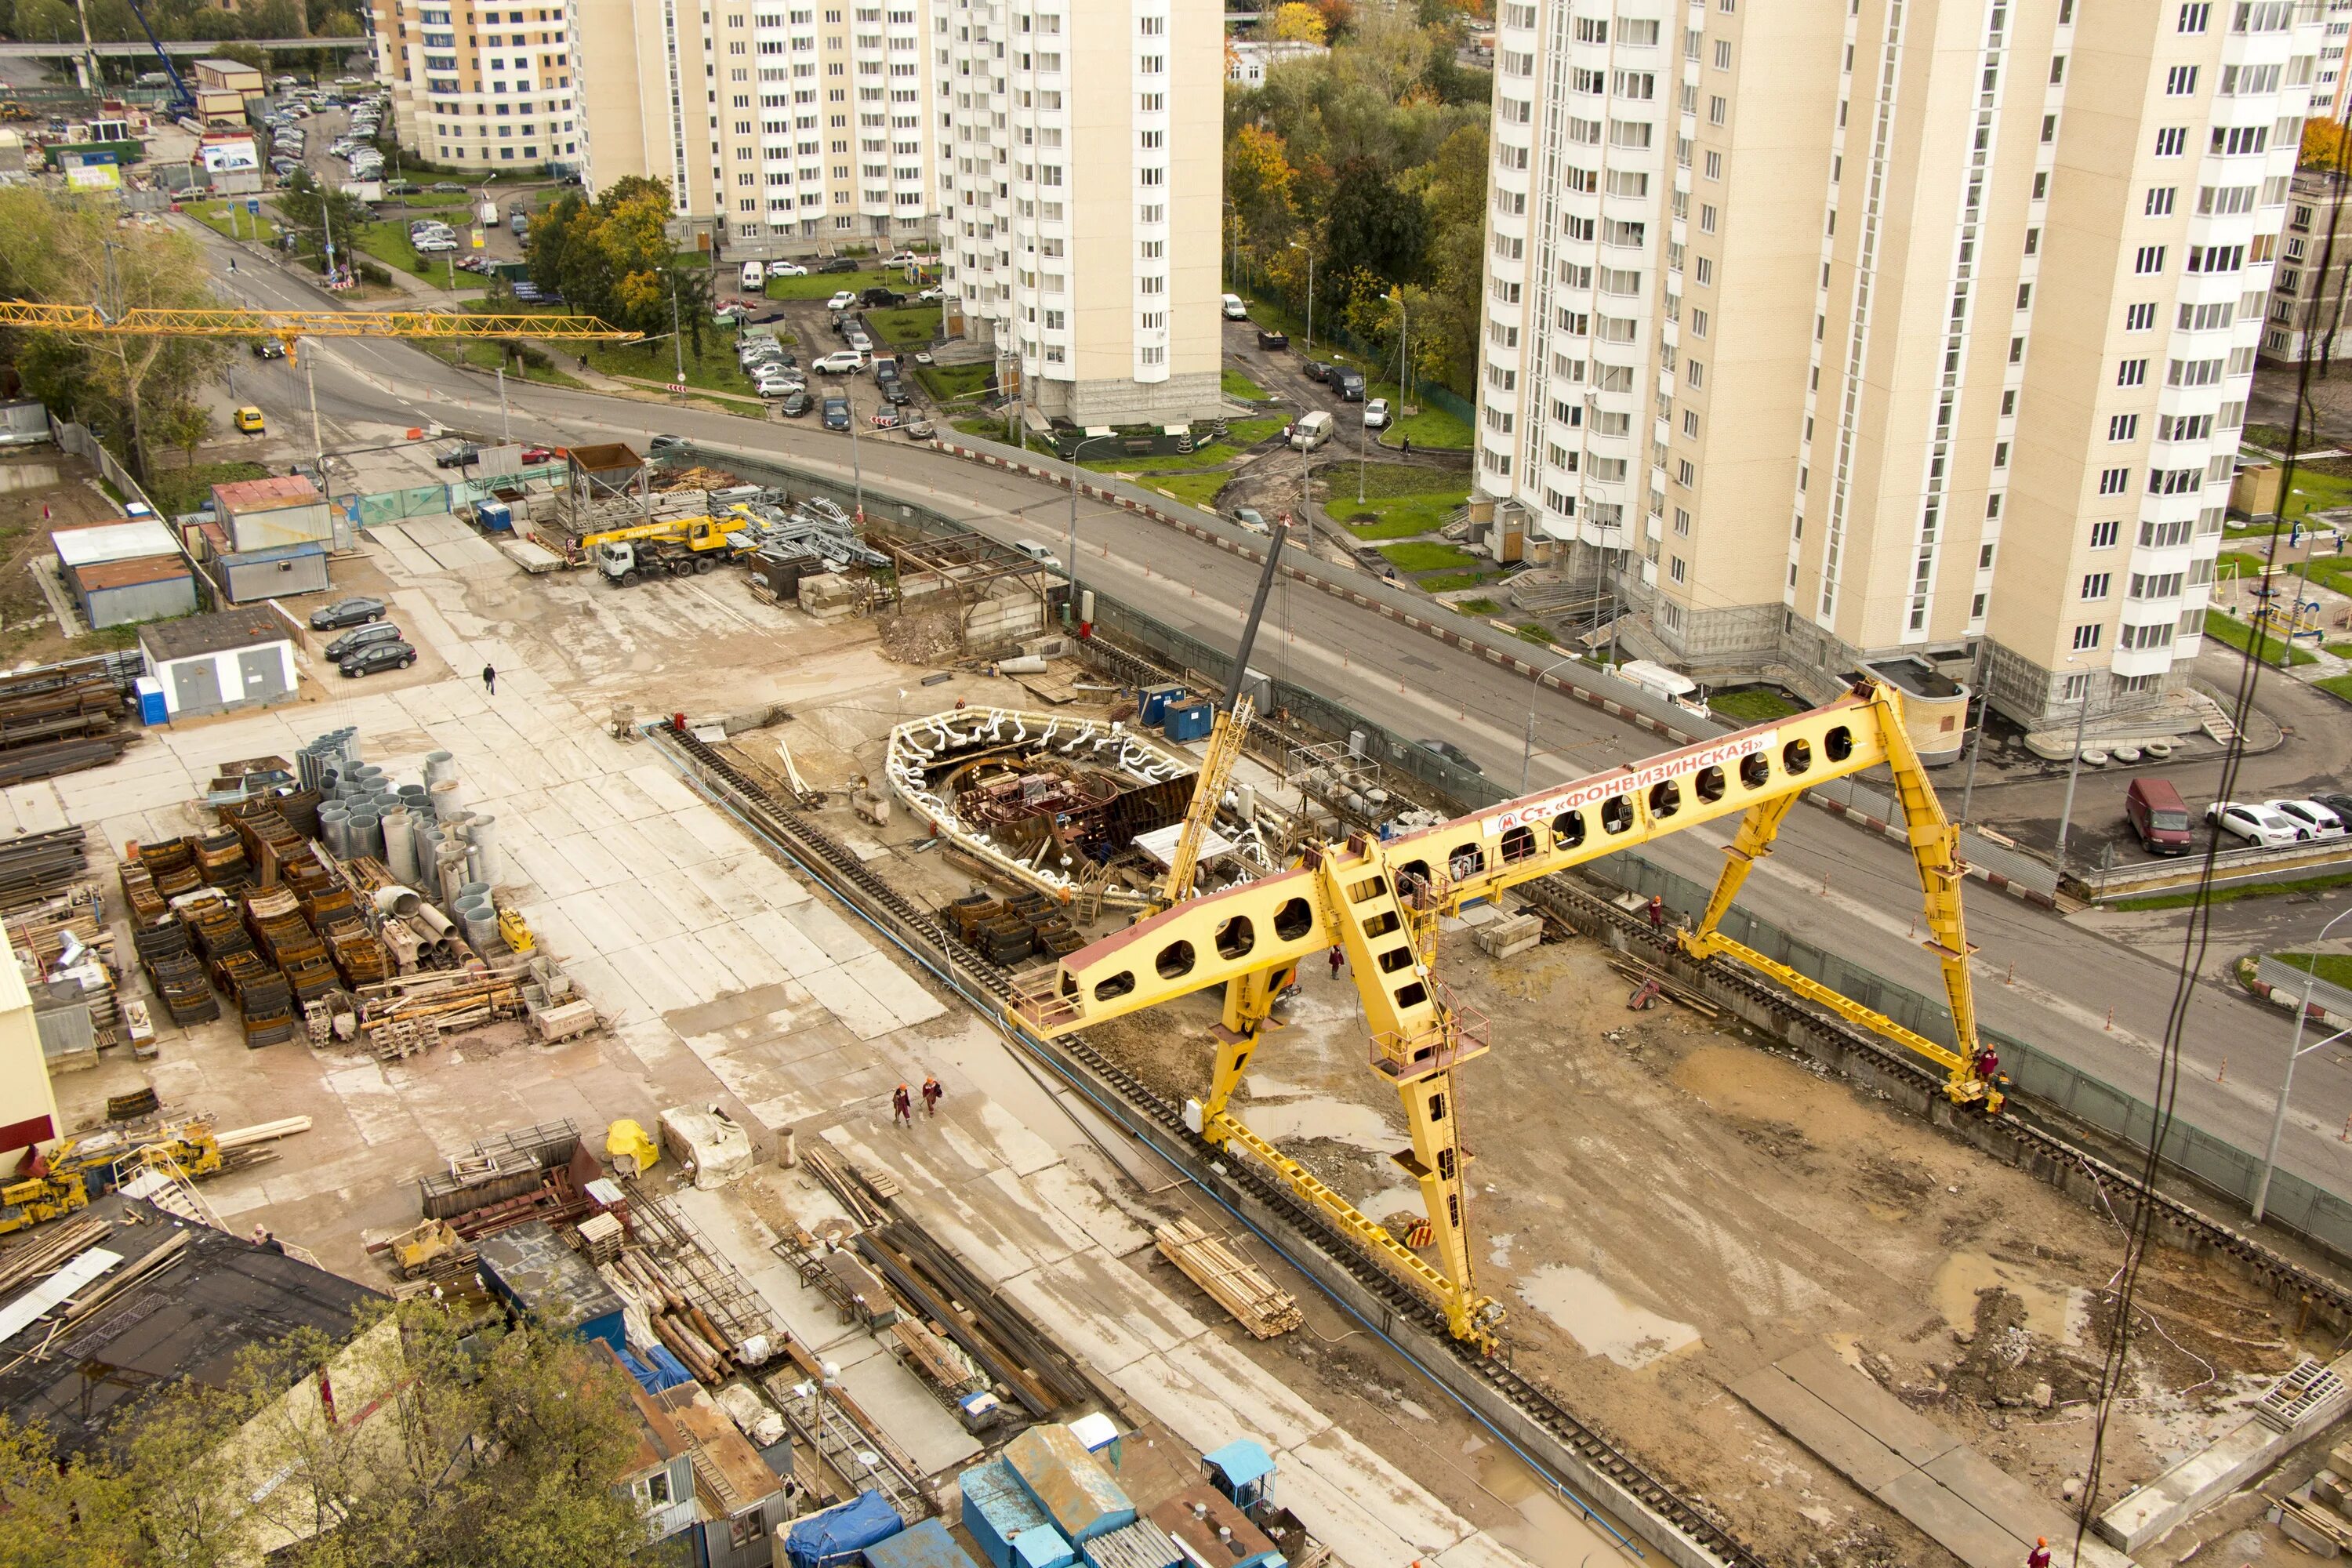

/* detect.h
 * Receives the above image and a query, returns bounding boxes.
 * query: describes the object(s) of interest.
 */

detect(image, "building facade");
[935,0,1222,426]
[2314,0,2350,115]
[567,0,938,252]
[1476,0,2324,732]
[365,0,584,172]
[2260,165,2352,361]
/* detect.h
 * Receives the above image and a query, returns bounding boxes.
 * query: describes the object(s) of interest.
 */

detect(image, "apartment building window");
[1670,557,1687,583]
[2110,413,2140,441]
[2212,125,2269,154]
[2099,467,2131,495]
[2146,187,2176,216]
[2180,1,2211,29]
[2082,573,2113,601]
[2154,126,2188,157]
[1695,257,1713,285]
[2090,520,2120,547]
[2134,245,2167,274]
[1708,95,1727,125]
[2165,65,2198,94]
[1699,205,1717,234]
[2125,302,2158,331]
[1703,150,1722,180]
[2071,625,2103,652]
[2118,358,2147,387]
[1675,459,1695,485]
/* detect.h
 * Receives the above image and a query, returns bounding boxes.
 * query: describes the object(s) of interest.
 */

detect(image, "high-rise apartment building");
[367,0,583,171]
[2256,166,2352,362]
[2314,0,2350,115]
[935,0,1221,426]
[1479,0,2324,732]
[565,0,938,250]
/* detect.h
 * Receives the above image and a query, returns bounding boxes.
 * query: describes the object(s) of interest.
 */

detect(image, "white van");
[1221,293,1248,321]
[1012,539,1062,568]
[741,261,766,292]
[1288,410,1334,451]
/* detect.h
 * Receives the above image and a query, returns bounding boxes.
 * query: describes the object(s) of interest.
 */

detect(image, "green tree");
[155,398,212,470]
[270,169,375,279]
[1323,158,1426,285]
[1226,122,1297,259]
[1409,122,1486,396]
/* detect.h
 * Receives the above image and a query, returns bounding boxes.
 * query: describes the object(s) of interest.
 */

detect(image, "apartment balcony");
[2109,639,2180,680]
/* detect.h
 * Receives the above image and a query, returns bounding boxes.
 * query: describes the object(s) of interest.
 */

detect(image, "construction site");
[2,445,2350,1568]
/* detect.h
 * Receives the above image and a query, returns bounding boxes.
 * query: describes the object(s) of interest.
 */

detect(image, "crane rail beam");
[0,301,639,339]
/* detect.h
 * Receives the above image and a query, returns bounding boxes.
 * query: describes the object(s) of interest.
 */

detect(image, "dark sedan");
[822,397,851,431]
[815,256,858,274]
[308,596,387,631]
[323,621,404,661]
[1418,738,1483,774]
[779,389,813,418]
[338,641,416,678]
[434,445,480,469]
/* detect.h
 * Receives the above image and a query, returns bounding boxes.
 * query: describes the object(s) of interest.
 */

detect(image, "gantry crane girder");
[1011,679,1985,1350]
[0,301,638,340]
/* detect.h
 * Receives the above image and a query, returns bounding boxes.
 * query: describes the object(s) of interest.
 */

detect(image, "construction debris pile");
[0,1102,310,1238]
[0,655,139,786]
[117,728,593,1061]
[887,708,1247,908]
[1,871,125,1069]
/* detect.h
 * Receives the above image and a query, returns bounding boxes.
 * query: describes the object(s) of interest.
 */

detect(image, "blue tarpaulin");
[787,1489,906,1568]
[615,1344,695,1394]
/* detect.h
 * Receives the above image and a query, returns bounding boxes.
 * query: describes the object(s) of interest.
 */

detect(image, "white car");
[2207,800,2305,848]
[887,250,920,265]
[755,376,803,398]
[767,260,808,277]
[2267,799,2347,840]
[916,287,942,303]
[826,290,858,311]
[811,350,865,374]
[1363,398,1392,431]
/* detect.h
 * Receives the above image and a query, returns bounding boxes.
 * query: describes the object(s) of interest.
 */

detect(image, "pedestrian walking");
[481,663,496,695]
[1328,948,1345,982]
[891,1083,913,1127]
[1646,894,1664,930]
[920,1076,942,1117]
[1401,436,1412,457]
[2027,1538,2050,1568]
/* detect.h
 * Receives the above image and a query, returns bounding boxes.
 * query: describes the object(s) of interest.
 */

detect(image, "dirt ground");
[0,450,132,665]
[1076,924,2328,1568]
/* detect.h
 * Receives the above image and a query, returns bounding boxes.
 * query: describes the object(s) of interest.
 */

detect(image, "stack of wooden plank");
[1152,1218,1302,1338]
[0,1214,113,1294]
[354,969,526,1051]
[603,1249,739,1384]
[0,828,90,915]
[6,892,110,970]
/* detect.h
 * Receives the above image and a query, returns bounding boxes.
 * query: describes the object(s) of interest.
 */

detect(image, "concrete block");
[2315,1471,2348,1512]
[2283,1507,2344,1559]
[1473,914,1544,960]
[2097,1416,2279,1551]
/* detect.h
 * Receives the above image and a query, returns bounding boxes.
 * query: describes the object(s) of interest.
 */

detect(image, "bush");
[356,260,393,286]
[414,256,433,274]
[518,344,552,370]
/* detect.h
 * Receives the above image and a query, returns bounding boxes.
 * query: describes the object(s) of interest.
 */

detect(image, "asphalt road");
[187,220,2352,1207]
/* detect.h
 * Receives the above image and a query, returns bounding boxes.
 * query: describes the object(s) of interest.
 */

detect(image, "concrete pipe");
[437,854,469,908]
[412,902,456,938]
[423,750,456,787]
[398,783,430,810]
[428,779,464,821]
[348,814,383,862]
[457,879,489,906]
[384,811,416,884]
[372,884,423,918]
[462,910,500,952]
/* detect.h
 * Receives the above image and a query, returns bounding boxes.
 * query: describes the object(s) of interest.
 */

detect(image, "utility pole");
[850,397,864,523]
[319,191,336,284]
[303,342,324,485]
[2052,666,2094,877]
[495,364,509,441]
[668,270,685,400]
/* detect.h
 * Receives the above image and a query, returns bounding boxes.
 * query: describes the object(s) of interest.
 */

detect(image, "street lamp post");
[2254,908,2352,1224]
[1065,432,1119,629]
[849,397,863,523]
[1290,240,1314,356]
[666,270,687,401]
[2051,659,2096,877]
[1522,653,1581,793]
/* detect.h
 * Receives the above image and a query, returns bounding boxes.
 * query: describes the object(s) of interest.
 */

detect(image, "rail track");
[653,724,1762,1568]
[655,719,2352,1568]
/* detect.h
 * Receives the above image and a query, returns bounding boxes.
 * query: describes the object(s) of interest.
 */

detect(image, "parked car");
[430,181,466,193]
[1419,738,1483,774]
[1255,328,1289,351]
[2316,792,2352,826]
[1330,368,1367,401]
[846,332,875,356]
[338,640,416,679]
[1303,361,1332,384]
[812,350,865,373]
[815,256,858,273]
[756,376,803,399]
[886,250,920,265]
[822,397,851,430]
[1223,292,1249,321]
[904,416,935,438]
[1232,506,1270,535]
[2125,777,2194,855]
[2268,799,2347,840]
[779,389,812,418]
[2207,800,2305,848]
[323,621,405,662]
[870,407,902,430]
[253,338,287,359]
[859,285,905,307]
[434,445,481,468]
[826,289,859,312]
[1363,398,1392,431]
[916,287,942,303]
[881,379,910,405]
[767,260,808,278]
[309,596,387,631]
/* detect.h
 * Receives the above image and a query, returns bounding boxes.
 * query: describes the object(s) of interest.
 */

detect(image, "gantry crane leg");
[1682,792,1801,952]
[1192,967,1290,1142]
[1389,1063,1493,1346]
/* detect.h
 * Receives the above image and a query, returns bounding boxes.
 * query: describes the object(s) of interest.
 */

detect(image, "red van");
[2126,776,2194,855]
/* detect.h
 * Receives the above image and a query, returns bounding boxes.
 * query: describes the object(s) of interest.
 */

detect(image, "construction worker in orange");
[920,1076,943,1118]
[892,1083,913,1127]
[2027,1538,2050,1568]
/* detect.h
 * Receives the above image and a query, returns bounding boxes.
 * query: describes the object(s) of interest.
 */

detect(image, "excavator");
[1015,677,1987,1351]
[578,514,753,586]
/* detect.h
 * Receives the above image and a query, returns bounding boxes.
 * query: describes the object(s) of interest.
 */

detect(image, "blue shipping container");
[1162,701,1214,744]
[1138,684,1184,725]
[868,1519,985,1568]
[1004,1425,1136,1545]
[963,1459,1052,1568]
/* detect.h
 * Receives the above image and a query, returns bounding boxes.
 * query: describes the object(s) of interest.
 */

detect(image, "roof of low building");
[139,607,290,662]
[0,1198,382,1459]
[52,519,179,568]
[71,554,192,591]
[211,476,322,514]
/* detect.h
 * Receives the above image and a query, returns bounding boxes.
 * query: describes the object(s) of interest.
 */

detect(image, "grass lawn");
[2276,952,2352,988]
[1081,418,1286,475]
[953,414,1007,440]
[2110,869,2352,909]
[1419,570,1494,591]
[426,339,586,390]
[352,220,452,278]
[145,460,267,518]
[586,331,755,394]
[1341,514,1440,540]
[1221,367,1268,401]
[1150,472,1230,510]
[766,269,902,300]
[866,305,942,348]
[1380,541,1477,572]
[1457,597,1501,615]
[1513,622,1552,644]
[187,201,278,243]
[2319,673,2352,702]
[1711,687,1802,724]
[2285,468,2352,521]
[2205,610,2319,666]
[920,362,994,405]
[1330,463,1471,538]
[1363,384,1472,449]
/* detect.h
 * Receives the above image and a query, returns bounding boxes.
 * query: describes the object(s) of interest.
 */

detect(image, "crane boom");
[1152,520,1287,911]
[1012,679,1983,1349]
[0,302,638,340]
[123,0,193,120]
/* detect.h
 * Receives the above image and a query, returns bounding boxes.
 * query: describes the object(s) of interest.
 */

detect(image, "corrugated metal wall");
[84,575,198,630]
[223,552,330,603]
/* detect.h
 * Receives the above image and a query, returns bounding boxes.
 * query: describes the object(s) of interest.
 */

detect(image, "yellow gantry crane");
[1014,679,1986,1352]
[0,302,638,342]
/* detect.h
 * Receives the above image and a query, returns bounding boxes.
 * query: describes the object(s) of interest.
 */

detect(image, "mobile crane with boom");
[578,514,755,585]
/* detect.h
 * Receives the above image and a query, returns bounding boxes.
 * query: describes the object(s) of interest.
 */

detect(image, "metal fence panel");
[2256,956,2352,1020]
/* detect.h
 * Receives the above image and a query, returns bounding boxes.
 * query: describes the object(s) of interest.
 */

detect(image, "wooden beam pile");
[352,969,526,1058]
[1152,1218,1303,1338]
[604,1249,739,1385]
[0,1215,113,1294]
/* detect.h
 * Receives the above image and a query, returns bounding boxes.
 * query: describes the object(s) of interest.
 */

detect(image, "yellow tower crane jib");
[1009,679,1986,1352]
[0,300,640,340]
